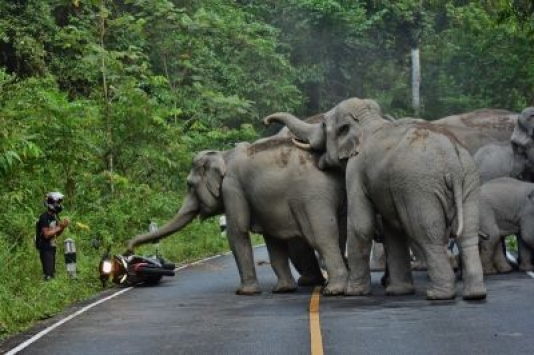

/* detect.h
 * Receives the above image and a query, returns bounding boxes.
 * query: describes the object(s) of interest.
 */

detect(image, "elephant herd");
[126,97,534,302]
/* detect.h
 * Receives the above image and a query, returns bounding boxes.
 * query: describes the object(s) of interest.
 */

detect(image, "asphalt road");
[3,246,534,355]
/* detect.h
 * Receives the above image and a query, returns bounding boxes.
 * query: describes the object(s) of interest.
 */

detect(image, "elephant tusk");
[292,138,312,150]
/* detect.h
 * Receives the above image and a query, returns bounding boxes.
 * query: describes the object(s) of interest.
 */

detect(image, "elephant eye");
[337,124,350,136]
[186,178,195,188]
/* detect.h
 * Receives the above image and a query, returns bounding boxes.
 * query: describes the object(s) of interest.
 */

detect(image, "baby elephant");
[479,177,534,274]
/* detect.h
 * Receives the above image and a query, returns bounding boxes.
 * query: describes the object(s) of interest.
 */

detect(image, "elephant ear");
[338,131,362,160]
[363,99,383,116]
[200,151,226,198]
[337,98,380,160]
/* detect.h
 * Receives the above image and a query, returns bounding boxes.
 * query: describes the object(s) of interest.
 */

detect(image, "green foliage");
[0,236,102,337]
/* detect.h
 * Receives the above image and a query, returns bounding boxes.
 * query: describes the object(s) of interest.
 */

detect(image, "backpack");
[35,220,43,250]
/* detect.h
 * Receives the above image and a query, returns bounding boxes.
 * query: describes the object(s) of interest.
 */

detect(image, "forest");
[1,0,534,338]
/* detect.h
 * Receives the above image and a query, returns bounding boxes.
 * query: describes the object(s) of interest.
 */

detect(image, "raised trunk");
[126,193,200,251]
[264,112,325,150]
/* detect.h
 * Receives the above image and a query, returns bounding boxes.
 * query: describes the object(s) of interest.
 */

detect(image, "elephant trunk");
[264,112,325,151]
[126,193,200,252]
[511,127,532,152]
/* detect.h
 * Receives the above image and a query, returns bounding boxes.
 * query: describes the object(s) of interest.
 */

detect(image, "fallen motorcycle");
[99,247,175,287]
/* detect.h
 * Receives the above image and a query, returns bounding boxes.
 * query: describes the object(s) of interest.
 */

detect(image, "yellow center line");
[309,286,324,355]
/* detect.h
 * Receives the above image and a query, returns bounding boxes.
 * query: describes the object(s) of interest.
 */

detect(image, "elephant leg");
[345,181,375,296]
[382,224,414,296]
[338,206,348,267]
[479,208,500,275]
[479,235,501,275]
[400,202,456,300]
[493,237,513,273]
[306,216,348,296]
[287,238,325,286]
[409,240,427,271]
[456,194,486,300]
[519,227,534,271]
[264,236,298,293]
[290,202,347,296]
[223,184,261,295]
[420,242,457,300]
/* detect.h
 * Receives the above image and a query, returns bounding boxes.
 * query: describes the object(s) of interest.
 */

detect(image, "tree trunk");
[411,47,421,116]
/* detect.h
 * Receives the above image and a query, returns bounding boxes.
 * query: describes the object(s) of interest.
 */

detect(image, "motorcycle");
[99,246,176,287]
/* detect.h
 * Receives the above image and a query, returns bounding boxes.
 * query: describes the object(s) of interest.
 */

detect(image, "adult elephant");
[126,136,348,296]
[265,97,487,301]
[432,108,517,155]
[385,109,518,270]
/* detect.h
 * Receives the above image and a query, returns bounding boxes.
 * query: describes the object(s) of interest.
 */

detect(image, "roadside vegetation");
[1,0,533,341]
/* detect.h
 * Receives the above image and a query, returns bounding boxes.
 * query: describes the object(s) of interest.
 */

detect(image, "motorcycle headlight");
[101,260,113,275]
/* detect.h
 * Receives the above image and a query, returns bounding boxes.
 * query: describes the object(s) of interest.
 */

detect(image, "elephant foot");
[462,285,487,301]
[386,283,415,296]
[482,265,498,276]
[272,281,298,293]
[426,286,456,300]
[496,262,514,273]
[345,283,371,296]
[322,278,347,296]
[322,284,345,296]
[518,262,534,272]
[235,283,262,295]
[298,274,326,287]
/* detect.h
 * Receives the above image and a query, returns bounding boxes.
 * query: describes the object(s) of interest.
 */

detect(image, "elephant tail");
[446,172,464,238]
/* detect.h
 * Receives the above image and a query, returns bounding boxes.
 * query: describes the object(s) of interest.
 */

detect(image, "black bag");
[35,220,43,250]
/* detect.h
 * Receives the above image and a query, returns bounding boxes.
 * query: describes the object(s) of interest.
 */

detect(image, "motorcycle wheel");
[144,275,163,285]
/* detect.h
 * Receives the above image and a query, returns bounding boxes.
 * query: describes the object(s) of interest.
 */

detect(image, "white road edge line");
[6,251,233,354]
[5,287,133,355]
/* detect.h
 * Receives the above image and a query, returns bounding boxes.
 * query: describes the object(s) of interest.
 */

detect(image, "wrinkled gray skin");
[306,109,518,271]
[479,177,534,274]
[434,108,518,155]
[511,107,534,174]
[265,97,487,301]
[127,137,348,296]
[387,109,518,270]
[474,142,532,184]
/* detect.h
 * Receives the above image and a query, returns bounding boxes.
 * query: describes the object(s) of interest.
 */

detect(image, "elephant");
[385,109,519,270]
[432,108,518,155]
[479,177,534,274]
[308,108,518,273]
[126,136,349,296]
[264,97,487,301]
[511,107,534,171]
[474,141,533,184]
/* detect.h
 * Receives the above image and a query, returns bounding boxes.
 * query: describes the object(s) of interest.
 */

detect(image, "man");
[36,192,69,280]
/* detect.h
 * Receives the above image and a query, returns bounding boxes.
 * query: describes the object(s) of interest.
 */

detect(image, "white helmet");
[45,192,64,213]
